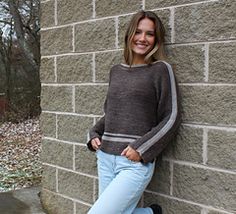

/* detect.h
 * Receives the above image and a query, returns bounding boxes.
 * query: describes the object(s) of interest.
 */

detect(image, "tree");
[0,0,41,121]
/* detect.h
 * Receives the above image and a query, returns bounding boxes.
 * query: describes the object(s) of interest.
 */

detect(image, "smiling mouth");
[135,43,148,48]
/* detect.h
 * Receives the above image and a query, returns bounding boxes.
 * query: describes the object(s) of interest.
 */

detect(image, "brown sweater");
[87,61,181,163]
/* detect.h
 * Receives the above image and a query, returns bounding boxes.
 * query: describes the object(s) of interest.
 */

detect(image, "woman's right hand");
[91,138,101,150]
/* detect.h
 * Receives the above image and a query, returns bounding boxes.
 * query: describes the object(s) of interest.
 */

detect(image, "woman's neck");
[132,56,146,65]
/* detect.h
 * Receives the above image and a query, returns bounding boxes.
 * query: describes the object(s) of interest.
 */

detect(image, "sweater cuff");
[87,133,101,152]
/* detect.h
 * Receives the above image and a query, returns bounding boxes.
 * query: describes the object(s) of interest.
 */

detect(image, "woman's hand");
[91,138,101,150]
[121,146,141,162]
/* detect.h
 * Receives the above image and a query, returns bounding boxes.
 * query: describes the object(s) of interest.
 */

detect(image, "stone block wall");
[40,0,236,213]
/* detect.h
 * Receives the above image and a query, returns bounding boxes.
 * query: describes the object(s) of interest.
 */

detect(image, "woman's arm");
[128,62,181,163]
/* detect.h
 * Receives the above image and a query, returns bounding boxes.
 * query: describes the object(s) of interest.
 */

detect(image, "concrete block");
[209,42,236,83]
[41,190,74,214]
[168,125,203,163]
[40,0,55,28]
[96,0,142,18]
[144,192,201,214]
[41,27,73,56]
[75,85,108,115]
[41,86,73,112]
[41,165,56,192]
[208,130,236,170]
[57,0,93,24]
[75,19,116,52]
[173,164,236,210]
[58,170,94,203]
[57,54,93,83]
[153,9,171,43]
[118,15,131,48]
[147,160,170,194]
[145,0,207,8]
[75,146,97,176]
[76,203,90,214]
[166,44,205,83]
[41,139,73,169]
[175,1,236,43]
[57,115,93,143]
[40,112,56,138]
[181,85,236,125]
[40,58,55,83]
[95,50,123,82]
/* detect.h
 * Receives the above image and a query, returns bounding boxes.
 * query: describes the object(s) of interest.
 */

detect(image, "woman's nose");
[139,33,146,41]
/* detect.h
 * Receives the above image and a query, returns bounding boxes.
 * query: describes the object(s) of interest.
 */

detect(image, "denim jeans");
[88,149,155,214]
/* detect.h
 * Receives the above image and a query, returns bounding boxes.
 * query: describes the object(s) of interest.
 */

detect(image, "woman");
[87,10,180,214]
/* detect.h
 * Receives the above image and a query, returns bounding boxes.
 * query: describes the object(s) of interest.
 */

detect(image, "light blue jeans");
[88,149,155,214]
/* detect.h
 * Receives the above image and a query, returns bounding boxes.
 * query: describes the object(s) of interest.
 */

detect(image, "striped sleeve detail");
[136,61,178,155]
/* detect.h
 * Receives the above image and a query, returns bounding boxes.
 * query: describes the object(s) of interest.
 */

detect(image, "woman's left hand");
[121,146,141,162]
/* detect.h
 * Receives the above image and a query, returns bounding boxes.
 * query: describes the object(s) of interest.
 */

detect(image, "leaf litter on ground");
[0,117,42,192]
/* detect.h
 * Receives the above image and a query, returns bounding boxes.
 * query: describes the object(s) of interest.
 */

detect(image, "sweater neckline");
[120,61,160,68]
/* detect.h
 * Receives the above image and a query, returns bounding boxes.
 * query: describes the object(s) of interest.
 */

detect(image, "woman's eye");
[147,32,154,36]
[135,31,141,34]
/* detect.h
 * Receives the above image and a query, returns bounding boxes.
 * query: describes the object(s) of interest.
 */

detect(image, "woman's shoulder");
[152,60,172,70]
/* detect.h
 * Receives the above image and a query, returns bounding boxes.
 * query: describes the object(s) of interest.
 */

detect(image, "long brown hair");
[124,10,166,65]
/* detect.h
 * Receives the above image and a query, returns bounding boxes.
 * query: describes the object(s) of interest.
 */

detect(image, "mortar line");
[92,53,96,82]
[201,208,209,214]
[43,82,236,87]
[148,0,220,11]
[43,136,88,146]
[43,162,98,179]
[92,0,96,18]
[72,85,75,112]
[42,110,104,118]
[144,190,234,214]
[93,117,97,125]
[73,144,76,171]
[179,83,236,86]
[93,178,97,202]
[182,123,236,131]
[170,160,174,196]
[54,0,58,25]
[170,7,175,43]
[42,82,108,86]
[41,0,51,3]
[73,202,76,214]
[54,57,57,82]
[43,188,93,207]
[163,158,236,175]
[55,114,58,138]
[72,25,75,52]
[204,43,209,82]
[142,0,145,10]
[56,168,59,192]
[167,39,236,46]
[41,48,123,58]
[115,17,119,49]
[202,128,208,165]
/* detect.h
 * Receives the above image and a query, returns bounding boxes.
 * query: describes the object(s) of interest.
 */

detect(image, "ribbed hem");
[100,140,129,155]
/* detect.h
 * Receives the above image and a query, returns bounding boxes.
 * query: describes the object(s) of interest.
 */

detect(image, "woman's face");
[131,17,156,63]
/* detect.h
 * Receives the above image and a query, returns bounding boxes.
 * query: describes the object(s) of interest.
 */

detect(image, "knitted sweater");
[87,61,181,163]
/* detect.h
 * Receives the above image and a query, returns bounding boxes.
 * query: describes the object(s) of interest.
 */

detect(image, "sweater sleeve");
[87,115,105,151]
[129,61,181,163]
[87,67,113,151]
